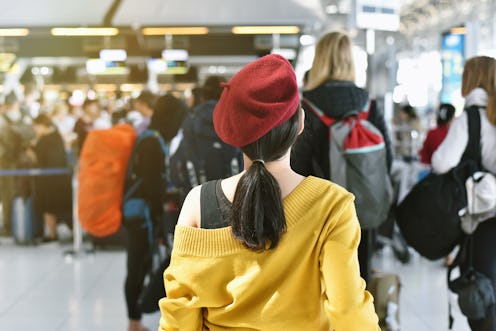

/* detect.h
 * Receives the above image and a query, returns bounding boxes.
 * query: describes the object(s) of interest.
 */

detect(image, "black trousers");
[467,219,496,331]
[125,221,151,320]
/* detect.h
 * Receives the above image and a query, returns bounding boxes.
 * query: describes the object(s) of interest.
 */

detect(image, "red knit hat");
[213,54,299,147]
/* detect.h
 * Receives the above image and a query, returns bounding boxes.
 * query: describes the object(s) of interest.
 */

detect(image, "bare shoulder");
[219,173,244,203]
[177,185,202,228]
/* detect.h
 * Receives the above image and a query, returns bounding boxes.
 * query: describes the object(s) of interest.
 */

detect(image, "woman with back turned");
[292,31,393,284]
[432,56,496,331]
[158,54,379,331]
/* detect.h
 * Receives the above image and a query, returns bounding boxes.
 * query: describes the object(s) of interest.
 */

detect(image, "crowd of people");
[1,29,495,331]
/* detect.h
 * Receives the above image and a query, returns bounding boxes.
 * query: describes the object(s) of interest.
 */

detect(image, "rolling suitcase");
[12,196,41,244]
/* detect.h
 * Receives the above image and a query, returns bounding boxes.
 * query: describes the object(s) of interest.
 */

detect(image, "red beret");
[213,54,299,147]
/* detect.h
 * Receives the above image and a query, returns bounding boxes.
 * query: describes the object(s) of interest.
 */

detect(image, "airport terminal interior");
[1,0,495,330]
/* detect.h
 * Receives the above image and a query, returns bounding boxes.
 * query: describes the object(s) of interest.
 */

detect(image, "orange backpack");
[78,124,137,237]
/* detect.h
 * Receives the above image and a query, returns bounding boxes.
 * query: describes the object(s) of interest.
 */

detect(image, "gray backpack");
[303,99,392,229]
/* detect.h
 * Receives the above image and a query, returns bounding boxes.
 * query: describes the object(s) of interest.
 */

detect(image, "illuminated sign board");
[148,49,190,75]
[440,29,465,104]
[86,58,129,75]
[356,0,400,31]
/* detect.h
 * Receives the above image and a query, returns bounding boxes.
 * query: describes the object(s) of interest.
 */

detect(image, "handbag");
[448,235,495,325]
[396,107,482,260]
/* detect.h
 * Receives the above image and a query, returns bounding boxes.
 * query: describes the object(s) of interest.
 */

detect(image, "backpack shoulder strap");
[344,99,373,120]
[302,98,336,126]
[200,180,224,229]
[360,99,374,119]
[447,234,473,328]
[303,98,373,125]
[461,106,482,165]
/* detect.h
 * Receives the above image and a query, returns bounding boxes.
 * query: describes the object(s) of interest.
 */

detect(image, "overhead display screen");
[440,30,465,105]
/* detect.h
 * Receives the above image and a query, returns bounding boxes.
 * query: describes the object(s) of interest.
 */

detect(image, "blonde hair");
[306,31,355,90]
[462,56,496,126]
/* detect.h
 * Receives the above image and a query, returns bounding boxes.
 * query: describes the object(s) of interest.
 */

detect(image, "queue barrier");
[0,167,86,258]
[0,168,72,177]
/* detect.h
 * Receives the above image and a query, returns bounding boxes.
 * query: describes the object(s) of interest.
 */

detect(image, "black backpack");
[170,109,242,197]
[396,106,482,260]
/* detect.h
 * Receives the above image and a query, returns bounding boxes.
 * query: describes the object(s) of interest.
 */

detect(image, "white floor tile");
[0,237,477,330]
[0,315,65,331]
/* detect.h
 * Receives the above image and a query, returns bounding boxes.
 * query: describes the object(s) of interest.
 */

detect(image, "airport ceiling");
[0,0,325,57]
[0,0,483,57]
[0,0,482,30]
[0,0,325,27]
[0,0,473,27]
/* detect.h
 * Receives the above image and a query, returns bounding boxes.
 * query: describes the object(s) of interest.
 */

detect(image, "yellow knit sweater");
[158,176,380,331]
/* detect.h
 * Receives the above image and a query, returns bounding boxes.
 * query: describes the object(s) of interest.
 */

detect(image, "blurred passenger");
[419,103,455,165]
[0,92,35,235]
[93,105,112,130]
[291,31,393,283]
[50,101,77,150]
[433,56,496,330]
[171,75,242,196]
[22,84,41,118]
[32,114,72,241]
[186,86,203,110]
[134,91,157,135]
[394,104,423,159]
[125,94,187,331]
[73,98,100,154]
[159,54,380,331]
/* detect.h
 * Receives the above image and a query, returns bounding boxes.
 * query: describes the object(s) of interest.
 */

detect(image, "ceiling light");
[142,27,209,35]
[51,27,119,36]
[0,28,29,37]
[450,26,466,34]
[232,26,300,35]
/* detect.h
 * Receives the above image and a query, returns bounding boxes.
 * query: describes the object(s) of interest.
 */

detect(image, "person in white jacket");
[432,56,496,174]
[432,55,496,331]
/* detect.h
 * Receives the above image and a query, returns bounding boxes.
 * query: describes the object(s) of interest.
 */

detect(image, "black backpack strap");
[461,106,482,164]
[200,180,224,229]
[447,234,473,329]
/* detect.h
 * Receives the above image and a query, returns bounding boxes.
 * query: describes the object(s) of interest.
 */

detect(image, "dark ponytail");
[231,108,301,251]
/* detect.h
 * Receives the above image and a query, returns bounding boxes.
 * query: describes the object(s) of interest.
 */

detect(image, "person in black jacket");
[171,76,243,196]
[292,31,393,283]
[125,94,187,331]
[32,114,72,241]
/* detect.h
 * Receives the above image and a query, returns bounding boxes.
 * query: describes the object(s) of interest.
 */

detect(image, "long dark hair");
[231,107,301,251]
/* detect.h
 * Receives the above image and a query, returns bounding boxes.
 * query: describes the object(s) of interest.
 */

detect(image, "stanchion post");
[64,163,93,260]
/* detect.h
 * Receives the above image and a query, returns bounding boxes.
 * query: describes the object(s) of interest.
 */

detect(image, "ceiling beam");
[103,0,123,26]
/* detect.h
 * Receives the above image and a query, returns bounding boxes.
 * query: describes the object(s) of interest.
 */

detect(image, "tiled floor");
[373,246,470,331]
[0,237,470,331]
